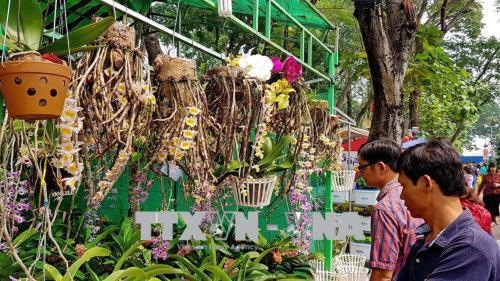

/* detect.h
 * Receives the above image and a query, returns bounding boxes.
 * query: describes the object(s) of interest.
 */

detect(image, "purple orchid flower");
[282,56,302,83]
[271,57,283,73]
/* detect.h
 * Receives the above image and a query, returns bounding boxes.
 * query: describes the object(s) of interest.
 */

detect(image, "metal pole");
[94,0,224,60]
[324,48,337,272]
[348,124,352,214]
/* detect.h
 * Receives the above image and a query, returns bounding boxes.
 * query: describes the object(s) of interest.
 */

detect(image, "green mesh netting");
[39,0,334,32]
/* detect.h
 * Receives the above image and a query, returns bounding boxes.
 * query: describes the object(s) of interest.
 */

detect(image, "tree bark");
[355,88,374,125]
[144,32,164,65]
[354,1,416,142]
[336,73,355,109]
[408,89,420,128]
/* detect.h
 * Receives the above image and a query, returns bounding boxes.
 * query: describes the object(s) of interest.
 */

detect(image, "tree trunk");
[408,89,420,128]
[347,85,353,117]
[354,1,417,143]
[336,72,354,109]
[355,88,374,125]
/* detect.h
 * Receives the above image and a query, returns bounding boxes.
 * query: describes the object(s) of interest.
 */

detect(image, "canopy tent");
[338,127,369,138]
[342,137,368,152]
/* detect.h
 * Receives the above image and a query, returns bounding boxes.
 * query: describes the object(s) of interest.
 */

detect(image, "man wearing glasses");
[358,140,422,281]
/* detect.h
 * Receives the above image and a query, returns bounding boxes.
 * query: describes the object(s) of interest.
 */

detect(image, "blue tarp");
[460,155,484,164]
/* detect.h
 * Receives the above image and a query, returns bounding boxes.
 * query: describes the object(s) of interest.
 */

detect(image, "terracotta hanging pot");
[0,60,71,120]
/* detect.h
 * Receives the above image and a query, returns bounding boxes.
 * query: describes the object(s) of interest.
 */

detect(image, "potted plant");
[218,135,295,207]
[0,0,114,119]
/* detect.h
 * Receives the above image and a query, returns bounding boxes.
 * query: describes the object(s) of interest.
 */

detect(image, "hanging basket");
[332,170,356,191]
[0,60,71,120]
[307,260,325,272]
[232,175,277,207]
[333,254,366,268]
[334,265,369,281]
[313,270,348,281]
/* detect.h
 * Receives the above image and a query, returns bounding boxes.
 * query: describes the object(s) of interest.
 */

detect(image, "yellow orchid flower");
[188,106,201,115]
[117,83,126,93]
[169,146,178,155]
[97,181,111,191]
[62,108,78,122]
[174,151,185,160]
[278,78,290,89]
[185,117,197,127]
[61,153,73,164]
[66,162,81,175]
[265,90,276,104]
[182,130,197,139]
[172,137,181,145]
[57,124,74,137]
[103,67,113,77]
[157,151,168,162]
[180,140,194,150]
[60,142,75,153]
[269,81,282,93]
[275,94,289,109]
[142,84,150,92]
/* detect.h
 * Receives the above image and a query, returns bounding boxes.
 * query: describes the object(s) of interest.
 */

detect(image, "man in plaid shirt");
[358,140,422,281]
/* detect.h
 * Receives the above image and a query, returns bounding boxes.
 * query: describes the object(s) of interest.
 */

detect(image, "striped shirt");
[370,179,423,277]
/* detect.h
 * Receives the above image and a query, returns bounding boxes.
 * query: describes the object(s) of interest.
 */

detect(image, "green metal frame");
[198,0,338,82]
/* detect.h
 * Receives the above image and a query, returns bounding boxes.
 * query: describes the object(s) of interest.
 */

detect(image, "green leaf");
[50,44,107,55]
[143,264,187,277]
[87,225,120,247]
[207,235,217,266]
[0,33,21,51]
[263,155,294,175]
[205,265,232,281]
[102,267,147,281]
[13,228,38,247]
[0,0,43,50]
[44,264,63,281]
[262,137,273,155]
[415,53,428,60]
[85,264,101,281]
[237,255,250,281]
[257,135,292,166]
[170,254,212,281]
[62,247,111,281]
[40,16,115,55]
[114,241,141,271]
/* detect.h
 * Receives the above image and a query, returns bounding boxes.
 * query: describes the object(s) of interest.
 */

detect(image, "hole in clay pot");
[40,77,48,84]
[27,88,36,96]
[39,99,47,107]
[50,89,57,97]
[14,77,22,84]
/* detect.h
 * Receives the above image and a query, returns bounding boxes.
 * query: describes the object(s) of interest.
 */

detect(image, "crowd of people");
[357,138,500,281]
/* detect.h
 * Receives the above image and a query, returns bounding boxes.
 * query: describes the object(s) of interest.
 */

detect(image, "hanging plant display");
[307,99,343,171]
[203,63,264,174]
[204,53,311,207]
[149,55,214,211]
[73,21,154,205]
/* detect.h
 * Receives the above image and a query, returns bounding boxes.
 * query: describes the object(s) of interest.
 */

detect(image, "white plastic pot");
[332,170,356,191]
[232,175,276,207]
